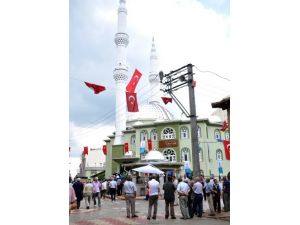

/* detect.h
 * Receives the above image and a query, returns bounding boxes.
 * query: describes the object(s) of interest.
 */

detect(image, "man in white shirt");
[172,176,179,206]
[192,177,204,217]
[147,175,160,220]
[123,175,138,218]
[101,179,107,199]
[177,178,190,220]
[109,177,117,201]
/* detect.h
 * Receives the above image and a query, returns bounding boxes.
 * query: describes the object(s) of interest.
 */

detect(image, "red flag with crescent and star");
[220,121,228,131]
[83,146,88,155]
[223,140,230,160]
[124,143,129,153]
[126,69,142,93]
[126,92,139,112]
[102,145,107,155]
[84,82,106,94]
[161,97,172,105]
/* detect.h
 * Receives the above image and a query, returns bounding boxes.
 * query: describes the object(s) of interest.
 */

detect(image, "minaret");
[113,0,129,145]
[148,37,161,103]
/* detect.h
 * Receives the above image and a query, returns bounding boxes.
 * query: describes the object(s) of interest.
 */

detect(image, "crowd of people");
[69,173,230,220]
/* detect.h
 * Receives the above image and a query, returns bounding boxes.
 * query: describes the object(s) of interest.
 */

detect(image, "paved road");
[70,196,229,225]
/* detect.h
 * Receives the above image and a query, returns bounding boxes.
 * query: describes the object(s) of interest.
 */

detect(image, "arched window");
[216,149,223,160]
[181,147,190,162]
[163,149,177,162]
[214,129,221,140]
[140,130,148,141]
[199,147,203,162]
[197,126,202,139]
[130,135,136,145]
[225,131,230,140]
[150,129,157,141]
[162,127,176,139]
[180,127,189,139]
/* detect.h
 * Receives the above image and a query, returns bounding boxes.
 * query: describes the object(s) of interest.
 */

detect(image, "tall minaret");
[113,0,129,145]
[148,37,161,103]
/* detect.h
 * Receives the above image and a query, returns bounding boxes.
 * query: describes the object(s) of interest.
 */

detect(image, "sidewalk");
[70,195,230,225]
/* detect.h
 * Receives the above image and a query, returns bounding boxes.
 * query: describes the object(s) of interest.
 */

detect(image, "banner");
[223,140,230,160]
[102,145,107,155]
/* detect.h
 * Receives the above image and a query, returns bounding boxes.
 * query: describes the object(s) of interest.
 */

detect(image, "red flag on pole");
[126,69,142,93]
[147,139,152,151]
[161,97,172,105]
[220,121,228,131]
[223,140,230,160]
[192,80,196,88]
[124,143,129,153]
[126,92,139,112]
[102,145,107,155]
[84,82,106,94]
[83,146,88,155]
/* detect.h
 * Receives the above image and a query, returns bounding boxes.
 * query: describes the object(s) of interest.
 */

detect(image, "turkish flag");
[161,97,172,105]
[126,69,142,93]
[84,82,106,94]
[124,143,129,153]
[221,121,228,131]
[83,146,88,155]
[126,92,139,112]
[147,139,152,151]
[102,145,107,155]
[223,140,230,160]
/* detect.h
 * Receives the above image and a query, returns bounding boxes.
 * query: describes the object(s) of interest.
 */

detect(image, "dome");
[143,150,168,162]
[127,101,174,122]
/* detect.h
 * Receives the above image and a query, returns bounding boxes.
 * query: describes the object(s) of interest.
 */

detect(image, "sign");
[158,139,178,148]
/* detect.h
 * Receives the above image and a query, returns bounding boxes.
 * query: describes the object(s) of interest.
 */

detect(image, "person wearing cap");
[72,178,84,209]
[177,178,190,220]
[83,179,93,209]
[123,175,138,218]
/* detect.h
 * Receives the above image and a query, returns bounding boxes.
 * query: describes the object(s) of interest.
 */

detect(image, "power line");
[194,65,230,82]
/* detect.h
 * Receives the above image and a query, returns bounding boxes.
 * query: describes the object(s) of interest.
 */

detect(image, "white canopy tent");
[132,164,164,175]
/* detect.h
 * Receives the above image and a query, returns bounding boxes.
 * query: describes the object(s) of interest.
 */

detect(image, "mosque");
[103,0,230,190]
[77,1,230,191]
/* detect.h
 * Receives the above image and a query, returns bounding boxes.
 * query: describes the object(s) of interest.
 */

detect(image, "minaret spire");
[113,0,129,145]
[148,37,160,103]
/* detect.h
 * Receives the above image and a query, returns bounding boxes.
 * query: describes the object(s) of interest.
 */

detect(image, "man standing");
[205,178,215,216]
[92,177,101,207]
[172,176,179,206]
[222,176,230,212]
[177,178,190,220]
[192,177,204,217]
[72,178,84,209]
[147,175,160,220]
[109,177,117,201]
[163,176,176,219]
[123,175,138,218]
[101,179,107,199]
[83,179,93,209]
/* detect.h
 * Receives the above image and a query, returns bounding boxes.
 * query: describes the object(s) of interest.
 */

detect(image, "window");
[199,147,203,162]
[214,129,221,140]
[225,131,230,140]
[162,127,176,139]
[163,149,177,162]
[197,126,202,139]
[216,149,223,160]
[150,129,157,141]
[180,127,189,139]
[181,147,190,162]
[130,135,136,144]
[140,130,148,141]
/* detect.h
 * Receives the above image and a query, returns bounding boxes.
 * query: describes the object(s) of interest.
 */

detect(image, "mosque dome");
[142,150,168,162]
[127,101,174,123]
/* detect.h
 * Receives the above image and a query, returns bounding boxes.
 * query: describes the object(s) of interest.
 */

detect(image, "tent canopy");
[132,164,164,175]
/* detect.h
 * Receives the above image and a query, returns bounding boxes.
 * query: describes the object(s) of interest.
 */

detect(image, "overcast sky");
[69,0,230,176]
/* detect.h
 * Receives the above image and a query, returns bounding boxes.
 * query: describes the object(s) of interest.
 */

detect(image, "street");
[70,196,229,225]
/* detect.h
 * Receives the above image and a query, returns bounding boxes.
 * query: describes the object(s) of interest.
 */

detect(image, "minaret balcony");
[114,33,129,46]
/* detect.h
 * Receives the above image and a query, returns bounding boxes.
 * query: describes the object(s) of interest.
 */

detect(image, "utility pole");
[159,64,201,177]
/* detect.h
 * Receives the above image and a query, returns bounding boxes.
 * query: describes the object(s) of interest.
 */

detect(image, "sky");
[69,0,230,177]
